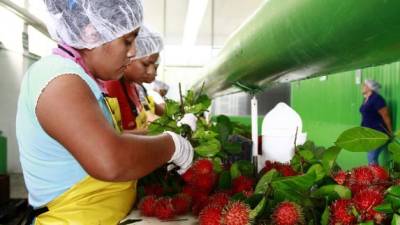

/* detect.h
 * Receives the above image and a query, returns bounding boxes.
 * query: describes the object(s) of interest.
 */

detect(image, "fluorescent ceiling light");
[182,0,209,48]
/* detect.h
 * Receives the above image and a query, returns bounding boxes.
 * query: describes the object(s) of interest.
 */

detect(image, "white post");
[251,96,258,170]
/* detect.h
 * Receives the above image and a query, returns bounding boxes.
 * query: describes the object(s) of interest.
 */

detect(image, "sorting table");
[121,210,197,225]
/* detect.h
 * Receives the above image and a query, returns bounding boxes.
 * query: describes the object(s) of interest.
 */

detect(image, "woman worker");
[16,1,193,224]
[132,26,166,117]
[104,25,165,131]
[360,79,392,165]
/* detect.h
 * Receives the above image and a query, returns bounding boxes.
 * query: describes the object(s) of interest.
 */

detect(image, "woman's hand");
[164,131,194,174]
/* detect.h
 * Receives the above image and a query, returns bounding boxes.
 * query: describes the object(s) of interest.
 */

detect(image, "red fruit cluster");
[154,198,175,220]
[197,193,229,225]
[181,159,219,214]
[144,184,164,196]
[138,194,192,220]
[353,188,385,223]
[330,199,356,225]
[199,204,224,225]
[232,175,255,194]
[171,194,192,215]
[272,201,304,225]
[138,195,158,217]
[332,171,347,185]
[261,160,298,177]
[330,187,386,224]
[221,201,251,225]
[347,165,390,194]
[183,159,217,192]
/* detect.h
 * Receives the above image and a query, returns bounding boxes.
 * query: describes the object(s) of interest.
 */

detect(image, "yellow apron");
[135,108,148,129]
[34,95,137,225]
[134,94,157,129]
[146,96,156,114]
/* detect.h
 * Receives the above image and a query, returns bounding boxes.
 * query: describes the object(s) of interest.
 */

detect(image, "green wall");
[291,61,400,170]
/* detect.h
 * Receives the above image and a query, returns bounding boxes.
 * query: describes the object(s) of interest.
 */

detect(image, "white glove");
[177,113,198,132]
[164,131,194,174]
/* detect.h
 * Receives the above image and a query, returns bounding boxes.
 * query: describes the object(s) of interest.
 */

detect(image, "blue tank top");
[360,92,387,133]
[16,55,114,207]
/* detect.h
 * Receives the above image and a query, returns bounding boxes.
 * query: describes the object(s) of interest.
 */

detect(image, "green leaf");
[386,195,400,210]
[389,142,400,164]
[196,94,211,109]
[307,164,326,181]
[387,186,400,198]
[216,115,233,142]
[184,90,195,105]
[192,129,218,140]
[250,197,266,220]
[374,203,394,213]
[184,104,204,114]
[218,171,232,190]
[245,194,263,209]
[223,142,242,155]
[311,185,351,201]
[195,138,221,157]
[335,127,389,152]
[392,214,400,225]
[271,172,317,203]
[395,130,400,138]
[231,193,246,201]
[321,206,330,225]
[255,169,279,194]
[358,221,374,225]
[299,149,315,161]
[230,160,255,179]
[212,157,223,173]
[165,100,180,116]
[321,146,341,174]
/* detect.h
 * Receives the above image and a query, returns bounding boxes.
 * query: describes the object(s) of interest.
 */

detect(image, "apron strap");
[18,205,49,225]
[120,78,139,117]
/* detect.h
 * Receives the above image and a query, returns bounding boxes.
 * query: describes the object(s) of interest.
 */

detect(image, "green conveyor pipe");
[196,0,400,96]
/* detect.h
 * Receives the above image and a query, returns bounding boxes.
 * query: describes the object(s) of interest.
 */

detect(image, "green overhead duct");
[195,0,400,96]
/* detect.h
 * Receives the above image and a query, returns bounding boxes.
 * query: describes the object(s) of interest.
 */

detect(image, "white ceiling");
[143,0,263,46]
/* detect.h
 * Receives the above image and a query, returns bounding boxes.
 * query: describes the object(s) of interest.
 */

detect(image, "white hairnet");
[44,0,143,49]
[365,79,381,92]
[152,80,169,92]
[135,25,164,59]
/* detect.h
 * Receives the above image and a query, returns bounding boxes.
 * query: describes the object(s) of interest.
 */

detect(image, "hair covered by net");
[44,0,143,49]
[135,25,164,59]
[364,79,382,92]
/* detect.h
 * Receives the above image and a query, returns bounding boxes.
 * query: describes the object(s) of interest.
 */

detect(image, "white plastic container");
[259,102,307,168]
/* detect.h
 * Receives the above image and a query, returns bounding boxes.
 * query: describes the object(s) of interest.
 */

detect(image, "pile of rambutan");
[261,160,298,177]
[329,165,390,224]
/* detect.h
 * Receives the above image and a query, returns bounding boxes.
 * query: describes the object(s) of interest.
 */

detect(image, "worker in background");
[16,1,193,224]
[152,80,170,98]
[133,27,166,117]
[360,79,392,165]
[104,25,164,130]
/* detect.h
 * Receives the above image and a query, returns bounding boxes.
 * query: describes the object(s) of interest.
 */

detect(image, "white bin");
[260,103,307,168]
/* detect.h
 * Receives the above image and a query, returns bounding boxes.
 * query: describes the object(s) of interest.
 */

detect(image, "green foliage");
[389,142,400,164]
[392,214,400,225]
[250,197,266,220]
[230,160,255,179]
[148,90,249,160]
[255,169,278,194]
[320,206,330,225]
[271,171,317,203]
[321,146,341,175]
[218,170,232,190]
[311,185,351,202]
[335,127,389,152]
